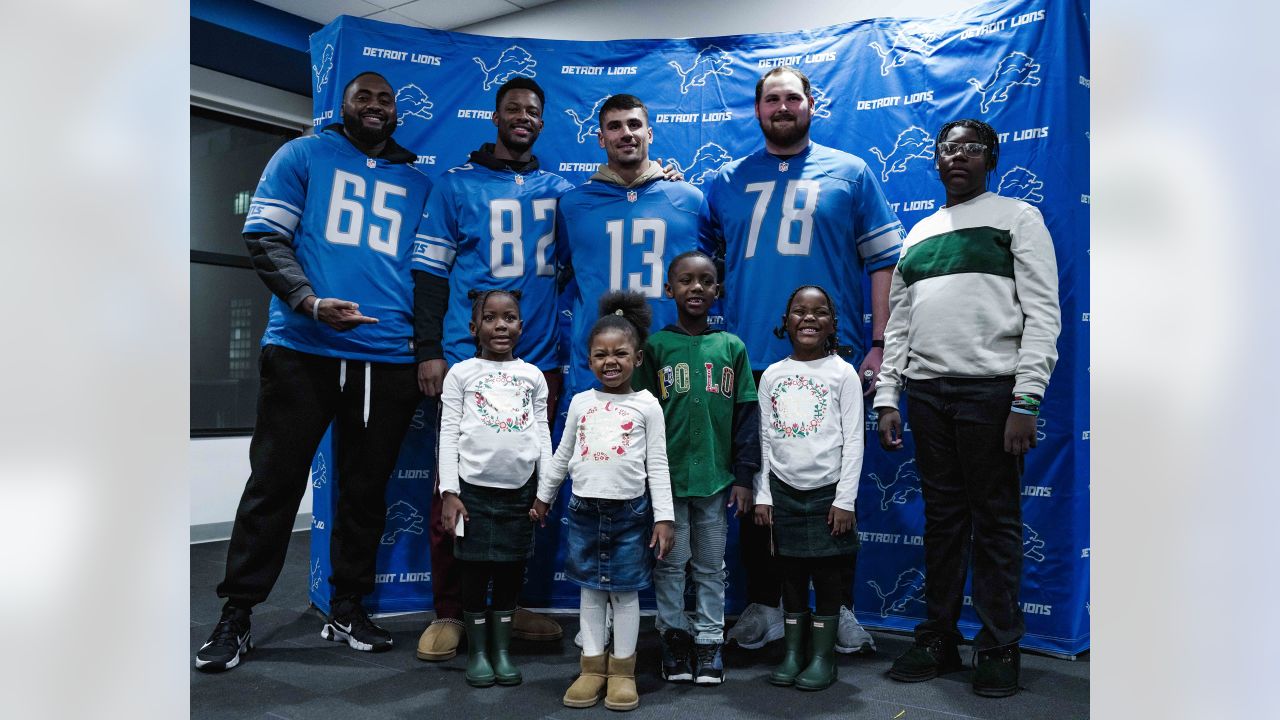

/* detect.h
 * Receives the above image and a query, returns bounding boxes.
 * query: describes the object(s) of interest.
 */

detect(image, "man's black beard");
[343,111,396,148]
[759,115,809,149]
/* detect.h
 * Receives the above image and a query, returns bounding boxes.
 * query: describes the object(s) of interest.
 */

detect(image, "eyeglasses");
[937,142,988,158]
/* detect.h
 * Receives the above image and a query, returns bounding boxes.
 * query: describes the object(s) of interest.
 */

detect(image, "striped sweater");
[874,191,1061,409]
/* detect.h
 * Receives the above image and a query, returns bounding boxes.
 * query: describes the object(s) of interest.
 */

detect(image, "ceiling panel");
[254,0,383,26]
[390,0,524,29]
[363,8,434,28]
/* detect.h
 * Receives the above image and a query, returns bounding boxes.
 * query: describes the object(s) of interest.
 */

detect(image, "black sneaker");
[321,598,393,652]
[660,629,694,682]
[693,642,725,685]
[887,633,962,682]
[972,645,1021,697]
[195,607,252,673]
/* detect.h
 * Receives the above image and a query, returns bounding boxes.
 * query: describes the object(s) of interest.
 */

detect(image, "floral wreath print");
[472,372,533,432]
[576,401,635,461]
[770,375,829,439]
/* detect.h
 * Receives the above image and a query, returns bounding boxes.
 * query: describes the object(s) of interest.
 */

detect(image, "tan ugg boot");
[562,653,608,708]
[415,618,463,661]
[512,607,563,641]
[604,653,639,711]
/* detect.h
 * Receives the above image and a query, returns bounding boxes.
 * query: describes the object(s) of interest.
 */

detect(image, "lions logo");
[868,126,935,183]
[867,568,927,616]
[868,23,940,76]
[312,44,334,91]
[396,84,434,126]
[381,500,425,545]
[968,51,1042,114]
[872,458,921,511]
[997,166,1045,203]
[673,142,733,186]
[473,45,538,91]
[311,452,328,490]
[564,95,610,144]
[669,45,734,94]
[810,84,833,120]
[1023,523,1046,562]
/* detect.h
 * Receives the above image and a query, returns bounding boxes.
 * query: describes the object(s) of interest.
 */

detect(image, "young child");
[754,285,864,692]
[875,119,1060,698]
[532,291,675,712]
[437,289,553,688]
[632,251,758,685]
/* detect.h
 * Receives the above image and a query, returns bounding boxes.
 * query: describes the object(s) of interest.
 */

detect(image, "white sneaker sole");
[321,623,391,652]
[194,634,252,672]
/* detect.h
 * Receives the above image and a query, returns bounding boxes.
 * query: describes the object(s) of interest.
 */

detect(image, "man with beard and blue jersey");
[699,66,904,658]
[557,94,703,396]
[196,72,431,673]
[410,77,571,661]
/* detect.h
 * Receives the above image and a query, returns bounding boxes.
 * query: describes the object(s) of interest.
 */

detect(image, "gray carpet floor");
[191,531,1088,719]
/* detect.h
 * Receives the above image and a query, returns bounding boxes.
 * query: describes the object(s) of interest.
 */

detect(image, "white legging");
[580,588,639,658]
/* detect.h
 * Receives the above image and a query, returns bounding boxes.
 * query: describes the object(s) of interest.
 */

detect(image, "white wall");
[459,0,982,38]
[190,67,313,541]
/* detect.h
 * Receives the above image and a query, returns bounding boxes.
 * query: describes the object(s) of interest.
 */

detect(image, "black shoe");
[887,633,962,682]
[195,606,252,673]
[693,642,725,685]
[660,629,694,682]
[322,598,393,652]
[972,645,1021,697]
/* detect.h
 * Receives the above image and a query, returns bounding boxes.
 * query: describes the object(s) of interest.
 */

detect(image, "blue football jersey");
[244,129,433,363]
[699,142,904,368]
[411,162,574,370]
[557,177,703,394]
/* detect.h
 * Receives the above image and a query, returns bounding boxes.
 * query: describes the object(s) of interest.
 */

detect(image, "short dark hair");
[755,67,811,104]
[495,77,545,112]
[342,71,391,99]
[598,94,648,127]
[937,118,1000,174]
[666,250,717,283]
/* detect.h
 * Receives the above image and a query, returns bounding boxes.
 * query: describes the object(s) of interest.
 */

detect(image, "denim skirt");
[771,474,860,559]
[564,492,655,591]
[454,476,538,562]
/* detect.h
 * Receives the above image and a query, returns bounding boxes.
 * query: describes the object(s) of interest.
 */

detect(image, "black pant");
[459,559,526,612]
[906,376,1024,650]
[217,345,422,608]
[781,555,846,616]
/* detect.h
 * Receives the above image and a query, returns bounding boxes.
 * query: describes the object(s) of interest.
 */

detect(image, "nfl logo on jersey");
[627,190,638,203]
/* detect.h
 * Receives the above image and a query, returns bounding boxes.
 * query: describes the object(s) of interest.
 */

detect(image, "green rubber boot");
[768,612,809,686]
[463,611,496,687]
[795,614,838,691]
[489,609,522,686]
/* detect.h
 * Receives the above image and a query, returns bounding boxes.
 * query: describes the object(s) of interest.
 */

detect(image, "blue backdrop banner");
[309,0,1089,656]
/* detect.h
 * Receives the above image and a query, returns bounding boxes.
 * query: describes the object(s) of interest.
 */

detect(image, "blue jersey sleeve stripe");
[414,233,458,251]
[412,239,456,267]
[250,196,302,216]
[866,253,899,273]
[247,203,301,233]
[244,216,294,238]
[860,233,903,263]
[855,220,903,244]
[855,224,904,248]
[864,246,900,264]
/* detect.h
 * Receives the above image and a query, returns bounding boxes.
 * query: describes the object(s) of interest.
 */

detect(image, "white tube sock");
[579,588,609,656]
[609,591,640,658]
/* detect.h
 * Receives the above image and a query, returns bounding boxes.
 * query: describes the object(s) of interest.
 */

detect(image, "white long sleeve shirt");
[437,358,553,496]
[538,389,675,523]
[756,355,864,511]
